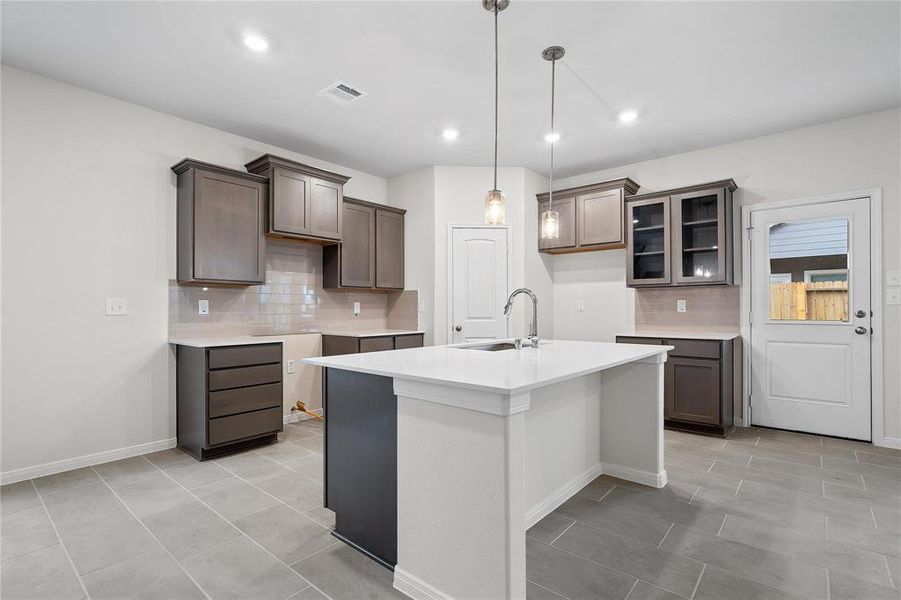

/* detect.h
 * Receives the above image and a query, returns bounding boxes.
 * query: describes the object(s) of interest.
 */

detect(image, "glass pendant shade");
[484,189,506,225]
[541,208,560,239]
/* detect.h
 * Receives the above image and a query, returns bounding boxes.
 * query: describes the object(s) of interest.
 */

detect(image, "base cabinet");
[617,335,740,436]
[321,333,423,356]
[176,343,283,459]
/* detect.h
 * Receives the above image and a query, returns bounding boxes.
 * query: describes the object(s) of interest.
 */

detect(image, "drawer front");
[394,334,424,350]
[209,382,282,418]
[208,406,282,446]
[667,339,721,359]
[208,344,281,369]
[208,363,281,391]
[359,336,394,353]
[616,336,665,346]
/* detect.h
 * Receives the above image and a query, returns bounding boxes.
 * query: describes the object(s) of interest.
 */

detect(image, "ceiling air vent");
[316,81,367,106]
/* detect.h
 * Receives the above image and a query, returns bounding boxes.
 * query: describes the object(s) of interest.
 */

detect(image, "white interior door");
[749,197,871,440]
[450,227,509,343]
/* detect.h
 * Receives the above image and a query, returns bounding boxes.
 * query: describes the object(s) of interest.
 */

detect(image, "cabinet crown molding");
[244,154,351,185]
[171,158,269,183]
[535,177,639,202]
[344,196,406,215]
[625,178,738,202]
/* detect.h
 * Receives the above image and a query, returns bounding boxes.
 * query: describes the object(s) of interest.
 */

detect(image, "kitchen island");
[304,339,671,600]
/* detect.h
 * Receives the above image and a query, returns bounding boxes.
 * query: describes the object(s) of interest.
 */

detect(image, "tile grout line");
[147,458,320,589]
[622,578,639,600]
[733,480,743,497]
[89,465,212,600]
[548,520,576,546]
[869,507,878,529]
[825,568,831,600]
[882,555,896,590]
[526,578,569,600]
[28,479,93,600]
[656,523,675,549]
[688,563,707,600]
[715,514,727,537]
[706,457,717,473]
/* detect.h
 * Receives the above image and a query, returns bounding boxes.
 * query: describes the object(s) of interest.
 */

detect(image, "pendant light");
[483,0,509,225]
[540,45,565,240]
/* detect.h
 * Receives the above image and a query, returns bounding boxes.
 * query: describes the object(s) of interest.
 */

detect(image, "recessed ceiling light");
[618,109,638,124]
[442,128,459,141]
[243,34,269,53]
[544,132,560,143]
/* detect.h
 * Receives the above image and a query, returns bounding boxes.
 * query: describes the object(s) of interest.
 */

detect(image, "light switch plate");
[887,271,901,286]
[286,359,296,374]
[677,299,687,313]
[353,302,361,316]
[106,298,127,316]
[198,299,209,315]
[887,286,901,306]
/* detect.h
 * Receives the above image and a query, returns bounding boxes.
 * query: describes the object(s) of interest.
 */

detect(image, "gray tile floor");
[1,423,899,599]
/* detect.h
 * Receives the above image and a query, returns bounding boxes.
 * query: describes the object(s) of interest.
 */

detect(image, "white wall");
[0,67,388,478]
[388,167,437,345]
[551,108,901,441]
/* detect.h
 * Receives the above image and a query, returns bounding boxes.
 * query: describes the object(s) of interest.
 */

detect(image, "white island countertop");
[304,339,671,394]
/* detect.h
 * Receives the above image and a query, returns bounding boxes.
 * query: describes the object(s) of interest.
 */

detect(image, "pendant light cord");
[548,56,556,210]
[493,3,499,191]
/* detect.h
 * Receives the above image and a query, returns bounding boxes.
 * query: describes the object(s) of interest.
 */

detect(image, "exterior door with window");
[450,227,509,343]
[749,198,871,440]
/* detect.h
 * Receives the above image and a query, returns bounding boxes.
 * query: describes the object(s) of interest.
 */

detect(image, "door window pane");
[768,219,849,321]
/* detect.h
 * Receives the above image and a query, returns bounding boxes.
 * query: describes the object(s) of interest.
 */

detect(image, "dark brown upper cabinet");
[172,159,267,285]
[536,178,639,254]
[244,154,350,243]
[323,197,406,291]
[625,179,737,288]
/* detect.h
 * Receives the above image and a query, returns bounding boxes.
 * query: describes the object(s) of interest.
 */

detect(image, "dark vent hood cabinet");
[245,154,350,244]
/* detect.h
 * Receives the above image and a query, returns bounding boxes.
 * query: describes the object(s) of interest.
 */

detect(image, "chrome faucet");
[503,288,539,347]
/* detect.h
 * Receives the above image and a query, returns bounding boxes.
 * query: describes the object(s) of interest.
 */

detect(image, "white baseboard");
[284,408,323,425]
[0,438,177,486]
[602,462,667,488]
[525,463,603,529]
[875,436,901,449]
[394,566,451,600]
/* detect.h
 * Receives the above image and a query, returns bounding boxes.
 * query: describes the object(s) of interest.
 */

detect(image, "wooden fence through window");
[770,281,849,321]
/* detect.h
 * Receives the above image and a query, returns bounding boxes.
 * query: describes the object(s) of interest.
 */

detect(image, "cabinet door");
[270,167,309,236]
[308,178,343,241]
[626,197,670,286]
[578,189,623,247]
[193,169,266,283]
[665,357,720,425]
[341,203,375,287]
[671,188,727,284]
[375,209,404,289]
[537,197,575,250]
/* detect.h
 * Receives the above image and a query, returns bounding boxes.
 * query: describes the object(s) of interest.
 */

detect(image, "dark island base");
[323,368,398,569]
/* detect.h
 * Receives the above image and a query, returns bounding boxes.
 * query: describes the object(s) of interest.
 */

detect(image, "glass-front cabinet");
[626,197,671,286]
[625,179,736,288]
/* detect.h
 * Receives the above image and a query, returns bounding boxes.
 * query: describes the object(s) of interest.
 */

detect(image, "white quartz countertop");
[319,330,425,338]
[303,339,671,394]
[617,330,740,341]
[168,336,286,348]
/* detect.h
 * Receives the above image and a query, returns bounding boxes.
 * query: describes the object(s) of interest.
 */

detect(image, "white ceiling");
[2,1,899,179]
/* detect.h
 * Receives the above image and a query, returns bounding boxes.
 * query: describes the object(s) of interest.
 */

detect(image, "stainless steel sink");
[459,342,517,352]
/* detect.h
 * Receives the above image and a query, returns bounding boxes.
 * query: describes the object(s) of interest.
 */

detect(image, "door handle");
[855,310,867,319]
[454,325,463,332]
[854,326,868,335]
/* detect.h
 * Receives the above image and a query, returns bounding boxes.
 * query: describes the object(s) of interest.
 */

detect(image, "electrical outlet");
[887,271,901,286]
[106,298,127,316]
[286,359,296,374]
[353,302,361,316]
[887,287,901,306]
[577,300,585,312]
[677,299,687,313]
[198,299,209,315]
